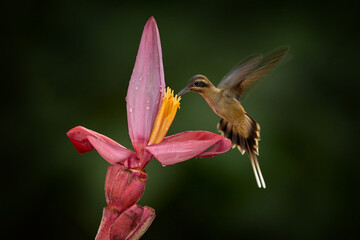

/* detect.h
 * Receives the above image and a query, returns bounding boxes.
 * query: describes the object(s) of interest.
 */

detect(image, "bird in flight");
[177,46,289,188]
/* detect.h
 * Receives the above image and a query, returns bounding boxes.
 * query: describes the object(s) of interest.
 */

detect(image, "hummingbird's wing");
[218,46,289,100]
[217,54,263,92]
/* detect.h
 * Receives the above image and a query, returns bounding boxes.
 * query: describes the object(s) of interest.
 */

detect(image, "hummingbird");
[177,46,289,188]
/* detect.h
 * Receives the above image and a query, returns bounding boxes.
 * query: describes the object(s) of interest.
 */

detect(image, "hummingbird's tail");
[217,115,266,188]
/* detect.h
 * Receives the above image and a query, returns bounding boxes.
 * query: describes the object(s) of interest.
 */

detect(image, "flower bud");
[105,164,147,213]
[96,205,155,240]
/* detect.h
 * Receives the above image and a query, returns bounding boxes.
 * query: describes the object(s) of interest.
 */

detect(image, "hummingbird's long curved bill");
[177,87,190,97]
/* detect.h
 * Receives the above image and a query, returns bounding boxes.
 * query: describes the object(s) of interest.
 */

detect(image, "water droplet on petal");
[129,108,133,113]
[161,164,166,167]
[146,106,150,110]
[135,86,138,90]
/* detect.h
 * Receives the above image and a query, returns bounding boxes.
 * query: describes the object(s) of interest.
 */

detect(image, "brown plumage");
[178,46,289,188]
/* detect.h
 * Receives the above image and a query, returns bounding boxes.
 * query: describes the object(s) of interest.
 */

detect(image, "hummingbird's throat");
[148,87,181,145]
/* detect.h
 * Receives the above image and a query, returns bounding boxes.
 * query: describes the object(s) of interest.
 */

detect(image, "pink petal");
[126,16,165,158]
[146,131,232,166]
[105,164,147,213]
[126,206,156,240]
[105,164,126,205]
[95,207,119,240]
[67,126,135,165]
[109,205,155,240]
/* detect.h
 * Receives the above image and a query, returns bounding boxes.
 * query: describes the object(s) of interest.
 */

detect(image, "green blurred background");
[4,0,359,239]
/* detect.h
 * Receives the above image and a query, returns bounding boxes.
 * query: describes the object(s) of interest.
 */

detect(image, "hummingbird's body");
[200,87,247,135]
[196,85,251,139]
[178,47,289,188]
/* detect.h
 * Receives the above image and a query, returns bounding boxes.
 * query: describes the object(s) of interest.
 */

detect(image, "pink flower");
[67,17,231,240]
[67,17,231,170]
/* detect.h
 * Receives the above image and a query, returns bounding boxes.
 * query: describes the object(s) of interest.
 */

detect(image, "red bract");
[67,17,232,240]
[105,164,147,213]
[96,205,155,240]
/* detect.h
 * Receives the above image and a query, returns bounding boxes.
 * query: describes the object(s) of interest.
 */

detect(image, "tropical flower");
[66,17,231,240]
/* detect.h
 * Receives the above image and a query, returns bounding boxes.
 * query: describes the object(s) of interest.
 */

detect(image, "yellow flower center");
[148,87,181,145]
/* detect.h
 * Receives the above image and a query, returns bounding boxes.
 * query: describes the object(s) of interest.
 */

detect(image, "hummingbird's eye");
[193,80,207,88]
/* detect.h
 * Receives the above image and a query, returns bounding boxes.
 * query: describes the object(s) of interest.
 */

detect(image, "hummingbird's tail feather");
[249,151,266,188]
[249,153,261,188]
[218,119,240,149]
[217,115,266,188]
[243,114,260,155]
[216,116,260,154]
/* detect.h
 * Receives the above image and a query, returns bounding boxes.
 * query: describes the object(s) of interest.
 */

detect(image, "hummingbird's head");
[177,74,212,97]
